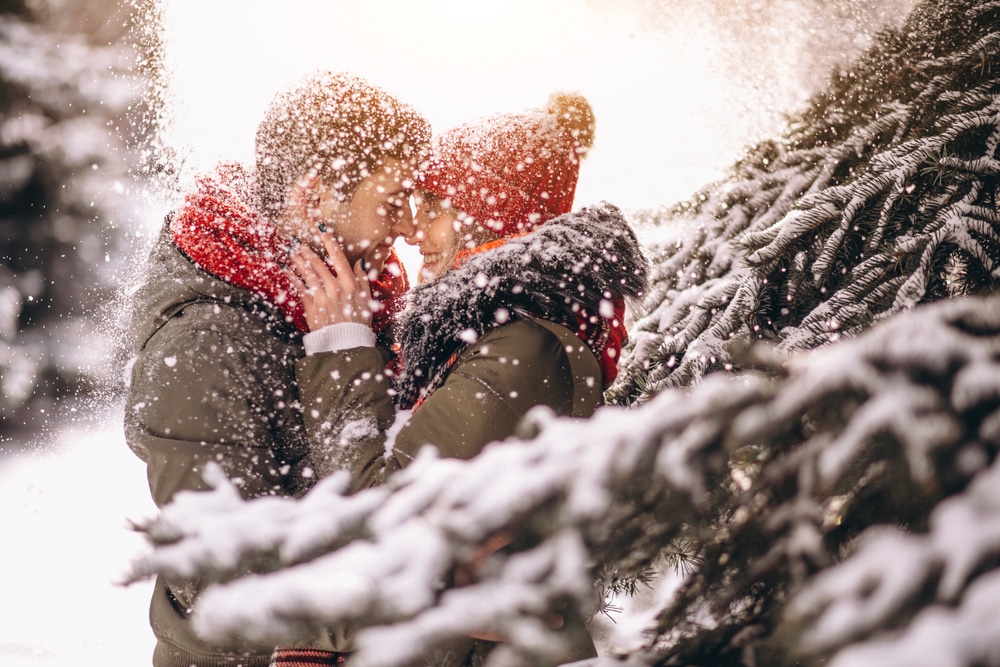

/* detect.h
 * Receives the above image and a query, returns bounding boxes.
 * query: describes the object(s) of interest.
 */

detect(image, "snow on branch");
[610,0,1000,403]
[126,385,745,665]
[631,294,1000,667]
[128,292,1000,667]
[786,455,1000,663]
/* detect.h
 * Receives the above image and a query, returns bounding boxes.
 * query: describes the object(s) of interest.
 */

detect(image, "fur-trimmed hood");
[395,202,649,407]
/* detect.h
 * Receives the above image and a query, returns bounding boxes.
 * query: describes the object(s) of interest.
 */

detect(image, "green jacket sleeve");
[125,307,315,659]
[290,319,603,489]
[294,345,396,492]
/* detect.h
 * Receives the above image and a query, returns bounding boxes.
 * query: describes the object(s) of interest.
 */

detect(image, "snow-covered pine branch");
[637,293,1000,667]
[125,377,744,665]
[785,456,1000,667]
[128,291,1000,667]
[609,0,1000,403]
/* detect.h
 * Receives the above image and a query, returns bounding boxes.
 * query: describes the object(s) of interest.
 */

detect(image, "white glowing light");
[158,0,794,211]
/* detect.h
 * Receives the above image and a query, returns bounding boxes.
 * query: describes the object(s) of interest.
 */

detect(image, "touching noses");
[402,211,429,245]
[393,202,418,241]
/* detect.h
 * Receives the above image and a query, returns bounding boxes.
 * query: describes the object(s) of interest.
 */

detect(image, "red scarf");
[171,162,408,335]
[454,236,628,388]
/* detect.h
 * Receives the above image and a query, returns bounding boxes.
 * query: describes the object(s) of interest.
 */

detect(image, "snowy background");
[0,0,919,664]
[0,406,157,665]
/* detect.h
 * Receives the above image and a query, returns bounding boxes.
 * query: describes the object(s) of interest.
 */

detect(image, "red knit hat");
[419,92,595,237]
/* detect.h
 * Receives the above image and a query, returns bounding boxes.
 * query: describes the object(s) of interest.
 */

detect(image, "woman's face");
[407,192,463,283]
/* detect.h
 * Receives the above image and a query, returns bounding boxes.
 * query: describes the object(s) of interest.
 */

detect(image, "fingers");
[284,237,375,330]
[353,259,373,302]
[292,243,357,298]
[288,250,334,308]
[287,247,338,331]
[290,245,331,287]
[316,228,377,302]
[285,261,308,296]
[318,231,355,285]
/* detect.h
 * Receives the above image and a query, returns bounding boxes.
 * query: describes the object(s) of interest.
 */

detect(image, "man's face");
[281,156,417,270]
[326,156,417,268]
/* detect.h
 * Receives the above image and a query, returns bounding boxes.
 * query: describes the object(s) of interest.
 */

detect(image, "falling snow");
[11,1,994,667]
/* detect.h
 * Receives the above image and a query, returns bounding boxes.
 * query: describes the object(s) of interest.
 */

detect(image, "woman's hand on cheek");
[286,240,377,331]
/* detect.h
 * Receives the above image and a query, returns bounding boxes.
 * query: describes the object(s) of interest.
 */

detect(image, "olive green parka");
[125,221,393,667]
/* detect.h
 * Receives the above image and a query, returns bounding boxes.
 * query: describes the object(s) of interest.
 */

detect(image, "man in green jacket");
[124,71,430,667]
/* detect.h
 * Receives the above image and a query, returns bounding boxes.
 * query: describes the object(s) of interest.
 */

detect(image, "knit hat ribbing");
[419,92,595,237]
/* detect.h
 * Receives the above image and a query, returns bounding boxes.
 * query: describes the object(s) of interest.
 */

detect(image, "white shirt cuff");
[303,322,376,355]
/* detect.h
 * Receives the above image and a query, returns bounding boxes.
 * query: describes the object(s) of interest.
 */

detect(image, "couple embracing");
[125,71,648,667]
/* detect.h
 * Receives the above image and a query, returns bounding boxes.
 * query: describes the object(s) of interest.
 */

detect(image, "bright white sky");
[156,0,814,213]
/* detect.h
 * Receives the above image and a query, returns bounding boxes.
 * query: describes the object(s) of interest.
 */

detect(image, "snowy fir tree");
[128,1,1000,666]
[0,0,148,438]
[609,0,1000,402]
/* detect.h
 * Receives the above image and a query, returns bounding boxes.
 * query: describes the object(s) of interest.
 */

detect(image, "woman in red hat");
[278,92,649,666]
[393,91,645,410]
